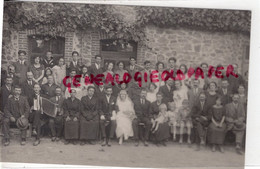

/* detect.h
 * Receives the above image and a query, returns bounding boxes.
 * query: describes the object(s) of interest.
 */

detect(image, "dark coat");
[42,59,55,69]
[94,87,106,98]
[13,61,29,84]
[128,83,142,101]
[217,87,232,106]
[21,80,36,107]
[89,64,104,77]
[81,96,100,121]
[41,83,59,99]
[50,95,65,116]
[99,95,117,120]
[149,101,164,119]
[4,96,30,119]
[158,85,174,103]
[69,61,81,75]
[0,85,13,111]
[133,97,151,119]
[62,97,81,118]
[191,100,211,120]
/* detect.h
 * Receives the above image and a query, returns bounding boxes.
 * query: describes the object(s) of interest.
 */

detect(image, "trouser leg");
[143,118,152,141]
[109,120,116,139]
[49,118,56,137]
[132,118,139,140]
[233,130,245,144]
[20,129,27,139]
[100,120,106,139]
[3,118,10,139]
[55,116,64,137]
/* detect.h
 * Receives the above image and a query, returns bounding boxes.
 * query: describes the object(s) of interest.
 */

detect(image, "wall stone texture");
[1,25,250,75]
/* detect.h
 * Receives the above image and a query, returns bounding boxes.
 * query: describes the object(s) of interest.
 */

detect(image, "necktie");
[201,102,204,109]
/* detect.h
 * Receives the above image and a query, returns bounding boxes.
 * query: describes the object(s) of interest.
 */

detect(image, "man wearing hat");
[13,50,29,84]
[225,93,246,155]
[3,85,30,146]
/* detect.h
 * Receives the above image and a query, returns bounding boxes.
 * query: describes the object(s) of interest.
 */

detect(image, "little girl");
[178,99,193,144]
[167,102,180,141]
[151,104,169,133]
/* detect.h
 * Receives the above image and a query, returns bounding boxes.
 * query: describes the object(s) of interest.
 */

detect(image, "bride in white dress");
[115,90,136,145]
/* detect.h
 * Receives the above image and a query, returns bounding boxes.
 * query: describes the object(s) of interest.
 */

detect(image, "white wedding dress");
[115,96,135,140]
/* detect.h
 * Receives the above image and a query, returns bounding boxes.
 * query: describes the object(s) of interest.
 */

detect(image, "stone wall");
[1,25,250,75]
[142,25,250,74]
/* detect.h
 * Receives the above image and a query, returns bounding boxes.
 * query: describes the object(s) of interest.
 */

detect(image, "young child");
[151,104,169,133]
[178,99,193,144]
[167,102,180,141]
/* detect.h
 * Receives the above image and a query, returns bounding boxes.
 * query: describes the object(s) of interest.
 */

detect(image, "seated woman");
[115,90,136,145]
[207,96,226,153]
[103,62,114,78]
[30,56,45,84]
[206,81,219,108]
[151,103,169,133]
[63,89,81,145]
[114,61,128,82]
[146,82,157,103]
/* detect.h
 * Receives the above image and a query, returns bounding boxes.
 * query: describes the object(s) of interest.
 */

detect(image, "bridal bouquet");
[123,110,136,120]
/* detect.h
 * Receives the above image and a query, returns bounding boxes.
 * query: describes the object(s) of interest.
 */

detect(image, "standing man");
[41,75,58,99]
[158,78,174,104]
[49,87,64,142]
[68,51,81,74]
[126,57,139,78]
[80,86,100,145]
[99,85,117,146]
[132,88,152,146]
[21,72,36,107]
[30,83,49,146]
[225,93,246,155]
[167,57,177,73]
[141,60,152,89]
[2,65,19,86]
[42,51,55,69]
[227,63,245,93]
[218,78,232,106]
[90,55,103,77]
[0,77,13,112]
[13,50,29,84]
[3,85,30,146]
[191,92,211,151]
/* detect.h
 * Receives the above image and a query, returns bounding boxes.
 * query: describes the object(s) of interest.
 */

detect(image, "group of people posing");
[0,50,247,155]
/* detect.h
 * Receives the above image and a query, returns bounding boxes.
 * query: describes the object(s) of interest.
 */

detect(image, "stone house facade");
[1,23,250,76]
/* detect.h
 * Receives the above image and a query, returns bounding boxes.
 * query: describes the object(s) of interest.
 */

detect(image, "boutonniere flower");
[111,102,115,105]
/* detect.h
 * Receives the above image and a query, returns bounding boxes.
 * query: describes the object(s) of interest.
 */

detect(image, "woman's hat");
[16,117,29,130]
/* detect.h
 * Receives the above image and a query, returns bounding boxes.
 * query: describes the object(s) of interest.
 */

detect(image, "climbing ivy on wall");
[4,2,251,43]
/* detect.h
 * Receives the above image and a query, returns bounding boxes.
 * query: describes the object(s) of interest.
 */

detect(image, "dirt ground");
[0,137,245,169]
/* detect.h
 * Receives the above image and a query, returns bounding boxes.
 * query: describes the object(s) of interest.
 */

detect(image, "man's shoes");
[101,140,106,146]
[4,139,10,146]
[33,139,40,146]
[219,145,224,153]
[51,137,56,142]
[211,145,216,152]
[144,141,149,147]
[88,140,95,145]
[64,140,70,145]
[161,141,167,147]
[135,140,139,147]
[236,147,243,155]
[56,137,60,142]
[80,141,86,146]
[72,141,77,145]
[107,139,111,147]
[20,139,26,146]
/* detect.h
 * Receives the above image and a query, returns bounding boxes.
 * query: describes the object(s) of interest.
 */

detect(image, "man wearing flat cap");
[3,85,30,146]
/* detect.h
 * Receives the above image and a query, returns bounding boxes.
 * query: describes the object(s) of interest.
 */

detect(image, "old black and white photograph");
[0,0,258,168]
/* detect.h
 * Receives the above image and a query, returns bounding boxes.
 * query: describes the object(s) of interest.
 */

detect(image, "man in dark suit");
[158,78,174,103]
[3,85,30,146]
[94,83,106,98]
[126,57,139,79]
[225,93,246,155]
[41,75,58,99]
[68,51,81,74]
[187,79,203,108]
[49,87,64,142]
[42,51,55,69]
[89,55,103,77]
[0,76,13,112]
[1,65,19,86]
[191,91,211,151]
[132,88,152,146]
[217,78,232,106]
[99,85,117,146]
[21,71,36,107]
[128,81,142,101]
[227,63,245,93]
[13,50,29,84]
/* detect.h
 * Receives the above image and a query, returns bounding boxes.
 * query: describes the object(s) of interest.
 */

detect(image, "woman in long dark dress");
[80,86,100,145]
[63,89,81,145]
[150,92,170,146]
[207,96,226,153]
